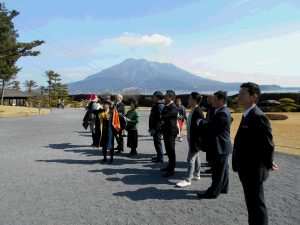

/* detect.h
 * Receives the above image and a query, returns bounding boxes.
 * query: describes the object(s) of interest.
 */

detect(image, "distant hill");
[68,58,285,94]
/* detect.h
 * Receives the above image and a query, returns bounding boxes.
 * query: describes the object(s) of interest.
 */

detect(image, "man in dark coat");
[197,91,232,199]
[160,90,179,177]
[114,94,126,154]
[176,92,204,187]
[149,91,165,163]
[233,82,278,225]
[202,94,215,173]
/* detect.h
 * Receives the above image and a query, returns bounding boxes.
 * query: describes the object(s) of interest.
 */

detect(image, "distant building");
[1,89,32,106]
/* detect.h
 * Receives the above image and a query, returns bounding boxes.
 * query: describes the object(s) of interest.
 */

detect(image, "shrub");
[279,98,296,104]
[265,114,288,120]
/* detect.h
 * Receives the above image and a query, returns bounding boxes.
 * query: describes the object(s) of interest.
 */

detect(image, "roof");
[1,89,33,98]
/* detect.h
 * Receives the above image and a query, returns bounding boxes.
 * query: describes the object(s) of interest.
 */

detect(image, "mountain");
[67,58,282,94]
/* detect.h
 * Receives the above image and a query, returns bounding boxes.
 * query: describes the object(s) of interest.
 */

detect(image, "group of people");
[83,93,140,163]
[82,82,277,225]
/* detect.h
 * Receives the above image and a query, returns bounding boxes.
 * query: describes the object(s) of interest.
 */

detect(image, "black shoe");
[109,158,114,164]
[160,167,169,172]
[220,190,228,194]
[152,158,164,163]
[151,156,158,161]
[101,158,107,164]
[116,150,123,154]
[127,152,136,158]
[164,153,168,156]
[197,193,218,199]
[162,171,174,177]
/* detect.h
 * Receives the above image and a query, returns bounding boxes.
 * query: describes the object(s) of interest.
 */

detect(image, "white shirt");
[243,105,256,118]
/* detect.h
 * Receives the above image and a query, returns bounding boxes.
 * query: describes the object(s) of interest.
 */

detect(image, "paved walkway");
[0,109,299,225]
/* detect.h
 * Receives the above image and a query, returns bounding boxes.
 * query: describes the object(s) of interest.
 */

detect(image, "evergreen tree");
[0,3,44,104]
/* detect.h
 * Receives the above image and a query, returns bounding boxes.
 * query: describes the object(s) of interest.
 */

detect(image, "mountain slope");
[67,58,279,94]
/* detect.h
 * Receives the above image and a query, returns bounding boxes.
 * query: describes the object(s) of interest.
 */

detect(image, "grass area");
[230,113,300,156]
[0,105,51,118]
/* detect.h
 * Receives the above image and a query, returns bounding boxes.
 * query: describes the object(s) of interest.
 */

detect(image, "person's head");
[152,91,164,103]
[206,94,214,105]
[213,91,227,109]
[103,100,112,110]
[175,98,182,106]
[115,94,123,103]
[188,92,202,107]
[130,100,139,110]
[238,82,261,108]
[165,90,176,104]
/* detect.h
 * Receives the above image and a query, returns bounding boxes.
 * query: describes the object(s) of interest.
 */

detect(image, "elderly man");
[114,94,126,154]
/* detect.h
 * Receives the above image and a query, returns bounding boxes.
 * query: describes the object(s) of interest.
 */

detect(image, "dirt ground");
[0,105,51,117]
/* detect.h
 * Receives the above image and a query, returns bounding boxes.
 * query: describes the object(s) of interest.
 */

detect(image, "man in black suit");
[149,91,165,163]
[114,94,126,154]
[197,91,232,199]
[233,82,278,225]
[160,90,179,177]
[176,92,204,187]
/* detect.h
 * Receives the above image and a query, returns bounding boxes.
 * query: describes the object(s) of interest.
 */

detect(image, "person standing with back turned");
[233,82,278,225]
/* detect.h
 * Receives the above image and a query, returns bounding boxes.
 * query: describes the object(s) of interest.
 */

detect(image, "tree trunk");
[0,80,5,105]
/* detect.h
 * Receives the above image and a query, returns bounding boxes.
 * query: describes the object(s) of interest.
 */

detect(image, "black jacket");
[232,106,274,173]
[149,101,165,131]
[161,102,179,137]
[114,101,125,115]
[198,106,232,155]
[188,106,205,152]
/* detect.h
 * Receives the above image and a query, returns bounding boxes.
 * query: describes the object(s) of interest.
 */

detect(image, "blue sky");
[3,0,300,87]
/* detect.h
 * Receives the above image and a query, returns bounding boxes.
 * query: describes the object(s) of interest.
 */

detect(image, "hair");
[214,91,228,103]
[103,100,113,105]
[116,94,123,101]
[153,91,164,100]
[240,82,261,100]
[166,90,176,100]
[190,92,202,104]
[129,99,139,109]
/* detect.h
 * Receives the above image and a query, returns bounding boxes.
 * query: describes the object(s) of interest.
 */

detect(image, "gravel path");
[0,109,299,225]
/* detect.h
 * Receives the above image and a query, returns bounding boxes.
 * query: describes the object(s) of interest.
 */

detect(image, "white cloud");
[116,33,172,47]
[190,31,300,86]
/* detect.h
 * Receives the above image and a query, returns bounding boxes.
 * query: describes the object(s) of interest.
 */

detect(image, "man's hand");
[270,162,279,171]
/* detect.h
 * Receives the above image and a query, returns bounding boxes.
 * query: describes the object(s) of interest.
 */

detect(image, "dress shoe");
[162,171,174,177]
[116,150,123,154]
[101,158,107,164]
[152,158,164,163]
[151,156,158,161]
[197,193,218,199]
[160,167,169,172]
[221,190,228,194]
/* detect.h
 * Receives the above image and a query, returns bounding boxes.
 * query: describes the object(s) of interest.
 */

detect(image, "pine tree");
[0,3,44,105]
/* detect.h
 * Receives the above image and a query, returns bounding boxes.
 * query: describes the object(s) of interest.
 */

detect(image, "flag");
[112,108,121,132]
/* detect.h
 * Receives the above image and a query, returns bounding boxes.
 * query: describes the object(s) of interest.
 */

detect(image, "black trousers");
[163,133,176,172]
[115,131,124,151]
[103,147,114,159]
[153,131,163,160]
[239,171,268,225]
[207,154,229,196]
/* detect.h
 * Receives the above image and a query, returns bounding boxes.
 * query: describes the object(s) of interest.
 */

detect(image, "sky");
[3,0,300,88]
